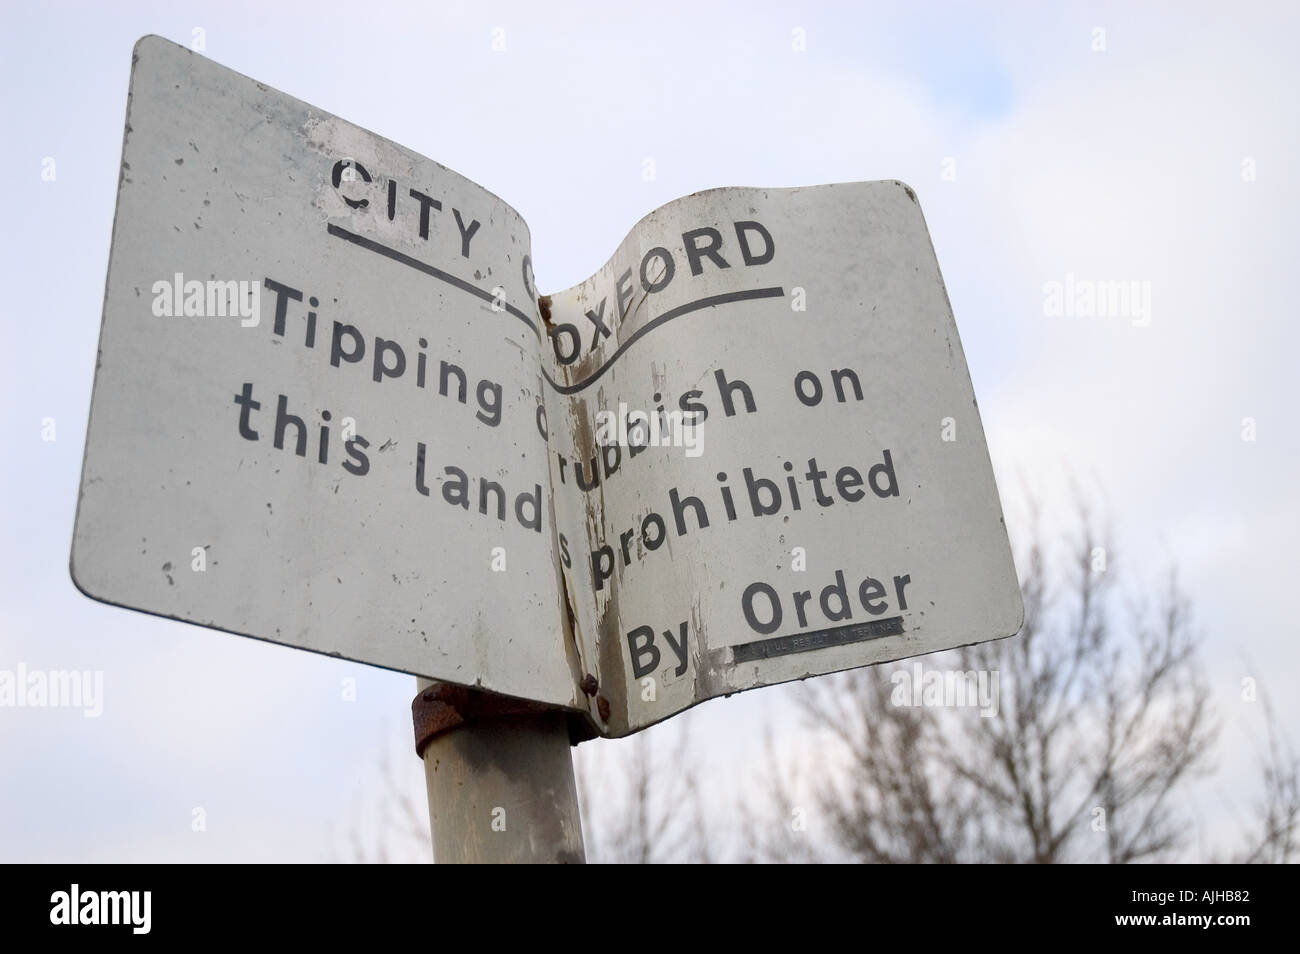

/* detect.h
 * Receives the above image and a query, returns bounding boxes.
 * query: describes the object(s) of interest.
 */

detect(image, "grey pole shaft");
[415,677,586,864]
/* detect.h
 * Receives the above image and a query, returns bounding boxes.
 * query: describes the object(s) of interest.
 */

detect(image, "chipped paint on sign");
[540,183,1022,736]
[74,38,1020,738]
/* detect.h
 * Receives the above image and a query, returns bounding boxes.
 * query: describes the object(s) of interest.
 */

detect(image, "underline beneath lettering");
[730,616,906,664]
[326,224,784,395]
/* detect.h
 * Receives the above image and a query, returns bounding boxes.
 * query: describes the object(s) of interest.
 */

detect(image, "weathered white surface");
[73,37,580,707]
[542,181,1023,736]
[75,38,1018,734]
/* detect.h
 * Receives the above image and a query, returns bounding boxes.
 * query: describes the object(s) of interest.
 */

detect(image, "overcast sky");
[1,0,1296,861]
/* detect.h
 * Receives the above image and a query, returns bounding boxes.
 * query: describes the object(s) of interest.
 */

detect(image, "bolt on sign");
[73,36,1023,737]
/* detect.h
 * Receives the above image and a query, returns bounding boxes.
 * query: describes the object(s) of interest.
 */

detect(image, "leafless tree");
[747,504,1300,864]
[767,507,1229,863]
[352,509,1297,865]
[1232,691,1299,863]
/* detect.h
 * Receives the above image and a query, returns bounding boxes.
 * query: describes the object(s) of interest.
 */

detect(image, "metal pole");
[413,677,586,864]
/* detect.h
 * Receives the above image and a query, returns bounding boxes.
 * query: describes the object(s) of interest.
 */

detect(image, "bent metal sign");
[72,37,1022,737]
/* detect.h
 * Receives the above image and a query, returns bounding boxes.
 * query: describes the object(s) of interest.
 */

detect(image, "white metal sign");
[73,36,1022,737]
[73,37,580,708]
[542,183,1022,734]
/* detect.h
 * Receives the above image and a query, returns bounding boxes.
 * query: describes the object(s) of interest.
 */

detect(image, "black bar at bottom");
[6,864,1281,938]
[731,615,905,663]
